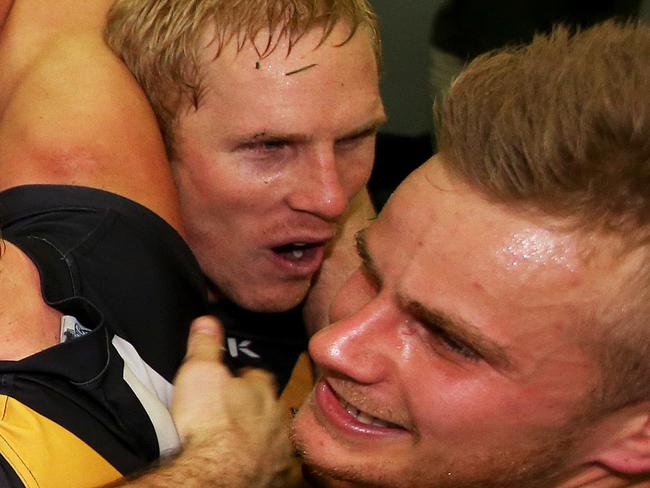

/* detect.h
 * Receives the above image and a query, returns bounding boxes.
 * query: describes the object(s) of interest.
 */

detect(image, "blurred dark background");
[367,0,649,209]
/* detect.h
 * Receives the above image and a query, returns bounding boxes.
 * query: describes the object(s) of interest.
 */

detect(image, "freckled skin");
[293,155,628,488]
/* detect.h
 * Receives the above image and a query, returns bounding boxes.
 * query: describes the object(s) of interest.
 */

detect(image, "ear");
[592,403,650,475]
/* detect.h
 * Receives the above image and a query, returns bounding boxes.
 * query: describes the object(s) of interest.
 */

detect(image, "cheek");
[174,140,269,197]
[337,144,376,196]
[177,162,276,220]
[401,359,579,445]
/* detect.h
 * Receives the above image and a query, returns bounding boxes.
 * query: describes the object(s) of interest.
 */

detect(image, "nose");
[286,146,348,221]
[309,287,400,384]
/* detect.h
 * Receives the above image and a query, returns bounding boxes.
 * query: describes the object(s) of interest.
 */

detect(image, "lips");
[314,379,408,436]
[269,235,331,276]
[273,242,321,261]
[337,393,401,429]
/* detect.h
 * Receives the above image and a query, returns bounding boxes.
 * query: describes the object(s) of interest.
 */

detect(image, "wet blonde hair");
[106,0,380,154]
[436,21,650,410]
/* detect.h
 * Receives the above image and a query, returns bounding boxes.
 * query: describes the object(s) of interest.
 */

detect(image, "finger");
[239,367,277,389]
[235,368,281,411]
[185,315,223,362]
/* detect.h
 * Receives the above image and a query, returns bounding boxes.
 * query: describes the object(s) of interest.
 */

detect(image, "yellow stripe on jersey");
[0,395,122,488]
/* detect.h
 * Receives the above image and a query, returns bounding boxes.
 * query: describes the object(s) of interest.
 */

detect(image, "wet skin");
[293,156,632,487]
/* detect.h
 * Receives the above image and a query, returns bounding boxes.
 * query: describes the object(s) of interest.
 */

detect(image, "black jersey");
[209,300,309,393]
[0,185,207,487]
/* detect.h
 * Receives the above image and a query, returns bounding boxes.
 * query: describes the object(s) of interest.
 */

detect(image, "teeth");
[345,403,359,417]
[356,412,375,425]
[372,418,392,428]
[292,249,304,259]
[341,399,391,427]
[294,243,306,247]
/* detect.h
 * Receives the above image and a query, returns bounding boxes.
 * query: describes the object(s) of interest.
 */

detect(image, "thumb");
[185,315,224,362]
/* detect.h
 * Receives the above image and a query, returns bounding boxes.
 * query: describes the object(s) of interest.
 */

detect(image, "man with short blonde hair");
[293,21,650,488]
[106,0,386,390]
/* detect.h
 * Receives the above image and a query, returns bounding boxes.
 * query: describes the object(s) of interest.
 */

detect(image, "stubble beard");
[291,407,589,488]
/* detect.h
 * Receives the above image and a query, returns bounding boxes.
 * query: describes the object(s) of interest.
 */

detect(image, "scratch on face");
[284,63,318,76]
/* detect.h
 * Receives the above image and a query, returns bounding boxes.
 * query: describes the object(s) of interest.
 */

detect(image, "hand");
[171,316,292,487]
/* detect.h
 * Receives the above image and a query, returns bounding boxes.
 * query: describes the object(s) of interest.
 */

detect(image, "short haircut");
[105,0,380,155]
[435,21,650,411]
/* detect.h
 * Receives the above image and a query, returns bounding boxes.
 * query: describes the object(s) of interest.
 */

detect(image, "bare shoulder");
[0,1,183,230]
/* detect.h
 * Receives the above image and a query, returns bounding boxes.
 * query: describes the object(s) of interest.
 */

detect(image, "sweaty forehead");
[184,21,382,139]
[427,161,584,275]
[361,158,643,379]
[373,160,604,322]
[198,20,376,81]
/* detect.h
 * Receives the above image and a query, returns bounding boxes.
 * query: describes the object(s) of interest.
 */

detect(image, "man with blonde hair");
[105,0,386,391]
[293,21,650,487]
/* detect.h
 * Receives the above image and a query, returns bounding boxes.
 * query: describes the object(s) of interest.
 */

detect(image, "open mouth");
[272,242,321,261]
[332,388,404,430]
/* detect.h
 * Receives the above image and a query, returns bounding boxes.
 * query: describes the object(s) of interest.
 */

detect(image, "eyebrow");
[337,116,387,144]
[355,229,383,287]
[405,302,514,370]
[240,115,387,147]
[354,229,514,371]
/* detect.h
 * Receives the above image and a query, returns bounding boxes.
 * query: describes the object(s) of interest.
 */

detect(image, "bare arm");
[0,0,183,231]
[303,188,376,335]
[110,317,293,488]
[0,0,12,30]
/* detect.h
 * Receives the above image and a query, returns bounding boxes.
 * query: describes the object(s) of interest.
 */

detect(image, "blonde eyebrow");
[238,115,386,148]
[403,301,514,371]
[355,229,514,371]
[355,229,383,288]
[338,116,387,143]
